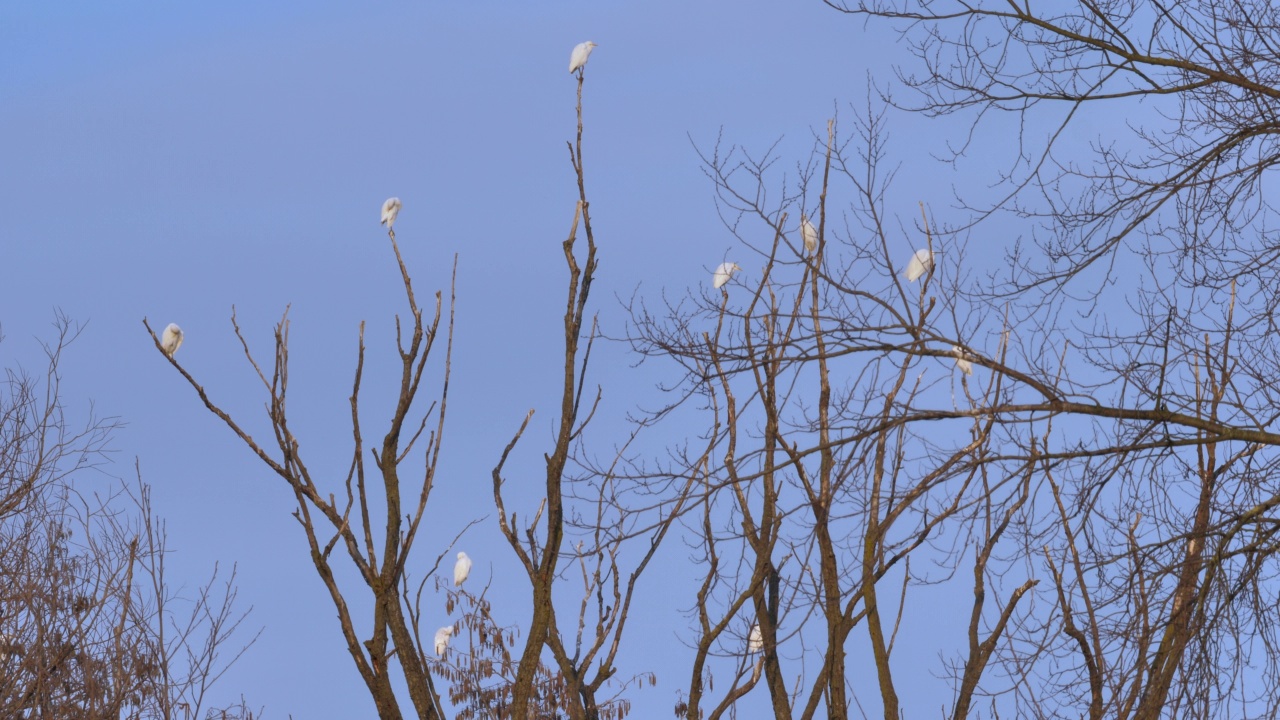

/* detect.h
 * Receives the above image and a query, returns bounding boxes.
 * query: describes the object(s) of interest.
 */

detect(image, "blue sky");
[0,2,986,717]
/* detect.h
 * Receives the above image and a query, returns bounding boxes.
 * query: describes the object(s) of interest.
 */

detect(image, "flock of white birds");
[151,42,975,671]
[157,186,477,661]
[712,224,936,290]
[432,551,473,657]
[714,230,972,377]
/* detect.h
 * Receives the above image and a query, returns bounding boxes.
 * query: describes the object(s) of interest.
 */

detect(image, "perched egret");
[381,197,402,229]
[905,248,935,282]
[434,626,454,657]
[801,215,818,254]
[952,346,973,375]
[453,552,472,587]
[747,624,764,653]
[569,41,598,73]
[160,324,184,358]
[712,262,741,289]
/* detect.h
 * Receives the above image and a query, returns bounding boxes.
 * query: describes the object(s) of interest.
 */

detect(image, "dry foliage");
[0,317,256,720]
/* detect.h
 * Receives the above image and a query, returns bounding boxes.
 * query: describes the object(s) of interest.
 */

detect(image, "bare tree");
[0,316,113,522]
[615,2,1280,718]
[828,2,1280,717]
[0,317,256,720]
[158,58,677,720]
[147,219,457,718]
[154,4,1280,719]
[627,110,1041,720]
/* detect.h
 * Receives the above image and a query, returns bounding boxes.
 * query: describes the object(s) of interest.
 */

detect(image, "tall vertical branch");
[503,62,600,720]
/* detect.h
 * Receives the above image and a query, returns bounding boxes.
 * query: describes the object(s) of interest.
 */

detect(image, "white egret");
[905,248,935,282]
[952,346,973,375]
[160,323,184,358]
[569,41,598,73]
[801,215,818,254]
[434,626,454,657]
[712,262,741,289]
[453,552,472,587]
[747,624,764,653]
[381,197,402,229]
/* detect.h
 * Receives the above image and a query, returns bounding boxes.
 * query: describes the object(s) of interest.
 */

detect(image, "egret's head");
[586,41,598,49]
[457,552,467,560]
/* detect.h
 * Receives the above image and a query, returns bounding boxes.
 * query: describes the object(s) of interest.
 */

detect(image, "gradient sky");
[0,2,992,717]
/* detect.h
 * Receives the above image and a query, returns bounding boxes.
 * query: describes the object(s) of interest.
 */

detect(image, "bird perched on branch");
[905,248,935,282]
[569,41,598,73]
[161,324,184,358]
[434,627,453,657]
[381,197,401,230]
[801,215,818,254]
[454,552,472,586]
[713,262,741,289]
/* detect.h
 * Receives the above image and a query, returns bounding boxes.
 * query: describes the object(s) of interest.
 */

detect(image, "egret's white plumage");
[905,248,935,282]
[713,262,741,289]
[161,324,184,358]
[434,626,454,657]
[381,197,402,229]
[952,346,973,375]
[747,624,764,653]
[801,216,818,254]
[453,552,472,587]
[569,41,598,73]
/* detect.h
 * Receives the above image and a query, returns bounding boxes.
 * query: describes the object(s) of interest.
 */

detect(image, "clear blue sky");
[0,2,977,717]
